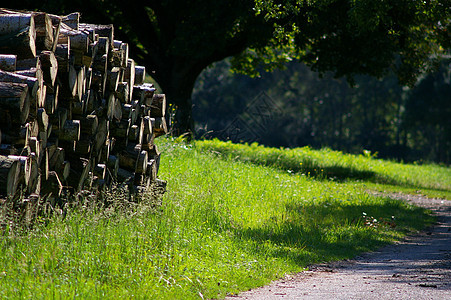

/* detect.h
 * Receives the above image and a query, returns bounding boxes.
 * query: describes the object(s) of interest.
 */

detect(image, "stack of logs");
[0,8,167,200]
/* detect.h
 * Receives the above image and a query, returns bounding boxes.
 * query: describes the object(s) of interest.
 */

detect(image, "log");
[62,12,79,30]
[27,119,40,138]
[15,56,40,70]
[133,84,155,106]
[80,114,98,136]
[142,83,156,106]
[146,159,157,181]
[111,46,123,68]
[121,103,133,120]
[84,88,96,113]
[93,118,108,154]
[120,43,129,68]
[135,150,148,174]
[0,144,19,156]
[45,83,59,114]
[37,108,49,133]
[113,95,122,121]
[59,64,77,98]
[85,68,92,92]
[15,68,43,87]
[107,67,120,92]
[7,154,30,186]
[59,119,80,142]
[40,170,62,196]
[14,67,44,111]
[0,82,30,124]
[94,36,109,57]
[134,66,146,85]
[33,12,53,50]
[99,138,111,163]
[80,23,113,50]
[124,59,135,101]
[58,160,70,181]
[110,119,130,138]
[49,146,65,170]
[142,134,155,150]
[27,154,39,193]
[1,126,27,145]
[128,124,139,142]
[77,66,86,100]
[59,27,89,53]
[28,137,41,161]
[151,117,168,137]
[0,69,39,98]
[0,54,16,71]
[13,120,39,147]
[115,82,129,104]
[70,99,85,119]
[37,84,47,108]
[74,137,92,156]
[39,50,58,87]
[0,13,34,34]
[0,14,36,59]
[143,116,153,135]
[150,94,166,117]
[77,158,91,191]
[51,16,61,52]
[0,155,20,197]
[54,41,70,72]
[107,154,119,178]
[118,143,141,172]
[42,148,50,180]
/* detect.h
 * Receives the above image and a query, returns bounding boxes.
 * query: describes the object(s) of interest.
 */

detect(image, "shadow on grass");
[222,153,449,193]
[230,198,433,266]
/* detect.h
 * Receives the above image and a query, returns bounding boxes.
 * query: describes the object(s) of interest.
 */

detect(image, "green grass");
[197,139,451,199]
[0,138,447,299]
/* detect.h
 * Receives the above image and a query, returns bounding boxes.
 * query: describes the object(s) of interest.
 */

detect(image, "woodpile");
[0,8,167,201]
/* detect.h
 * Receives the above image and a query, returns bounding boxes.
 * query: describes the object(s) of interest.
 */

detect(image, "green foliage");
[0,139,443,298]
[252,0,450,86]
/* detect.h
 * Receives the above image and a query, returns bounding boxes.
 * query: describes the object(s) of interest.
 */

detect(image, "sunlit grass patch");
[197,139,451,198]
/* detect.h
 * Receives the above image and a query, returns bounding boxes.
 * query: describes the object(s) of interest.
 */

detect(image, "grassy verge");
[197,139,451,199]
[0,138,445,299]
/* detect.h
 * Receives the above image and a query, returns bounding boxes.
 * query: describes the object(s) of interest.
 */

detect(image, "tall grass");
[0,138,441,299]
[197,139,451,198]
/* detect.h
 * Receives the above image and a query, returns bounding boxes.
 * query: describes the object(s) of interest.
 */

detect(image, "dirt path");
[226,193,451,300]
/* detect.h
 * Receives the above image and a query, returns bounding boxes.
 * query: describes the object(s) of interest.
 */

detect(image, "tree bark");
[0,69,39,98]
[0,155,20,197]
[0,82,30,124]
[0,55,16,71]
[0,14,36,59]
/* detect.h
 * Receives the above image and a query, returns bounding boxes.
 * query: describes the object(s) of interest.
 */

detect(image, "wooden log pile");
[0,8,167,200]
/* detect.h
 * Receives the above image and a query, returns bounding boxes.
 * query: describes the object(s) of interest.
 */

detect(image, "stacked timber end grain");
[0,8,167,201]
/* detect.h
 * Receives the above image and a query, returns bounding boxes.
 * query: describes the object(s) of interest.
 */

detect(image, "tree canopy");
[12,0,451,134]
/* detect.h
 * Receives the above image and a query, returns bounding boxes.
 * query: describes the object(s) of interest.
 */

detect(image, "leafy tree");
[403,59,451,163]
[13,0,450,135]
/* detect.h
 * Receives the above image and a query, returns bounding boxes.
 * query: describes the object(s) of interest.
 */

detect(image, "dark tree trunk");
[151,61,205,137]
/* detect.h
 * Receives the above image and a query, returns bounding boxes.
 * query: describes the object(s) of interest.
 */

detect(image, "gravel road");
[226,193,451,300]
